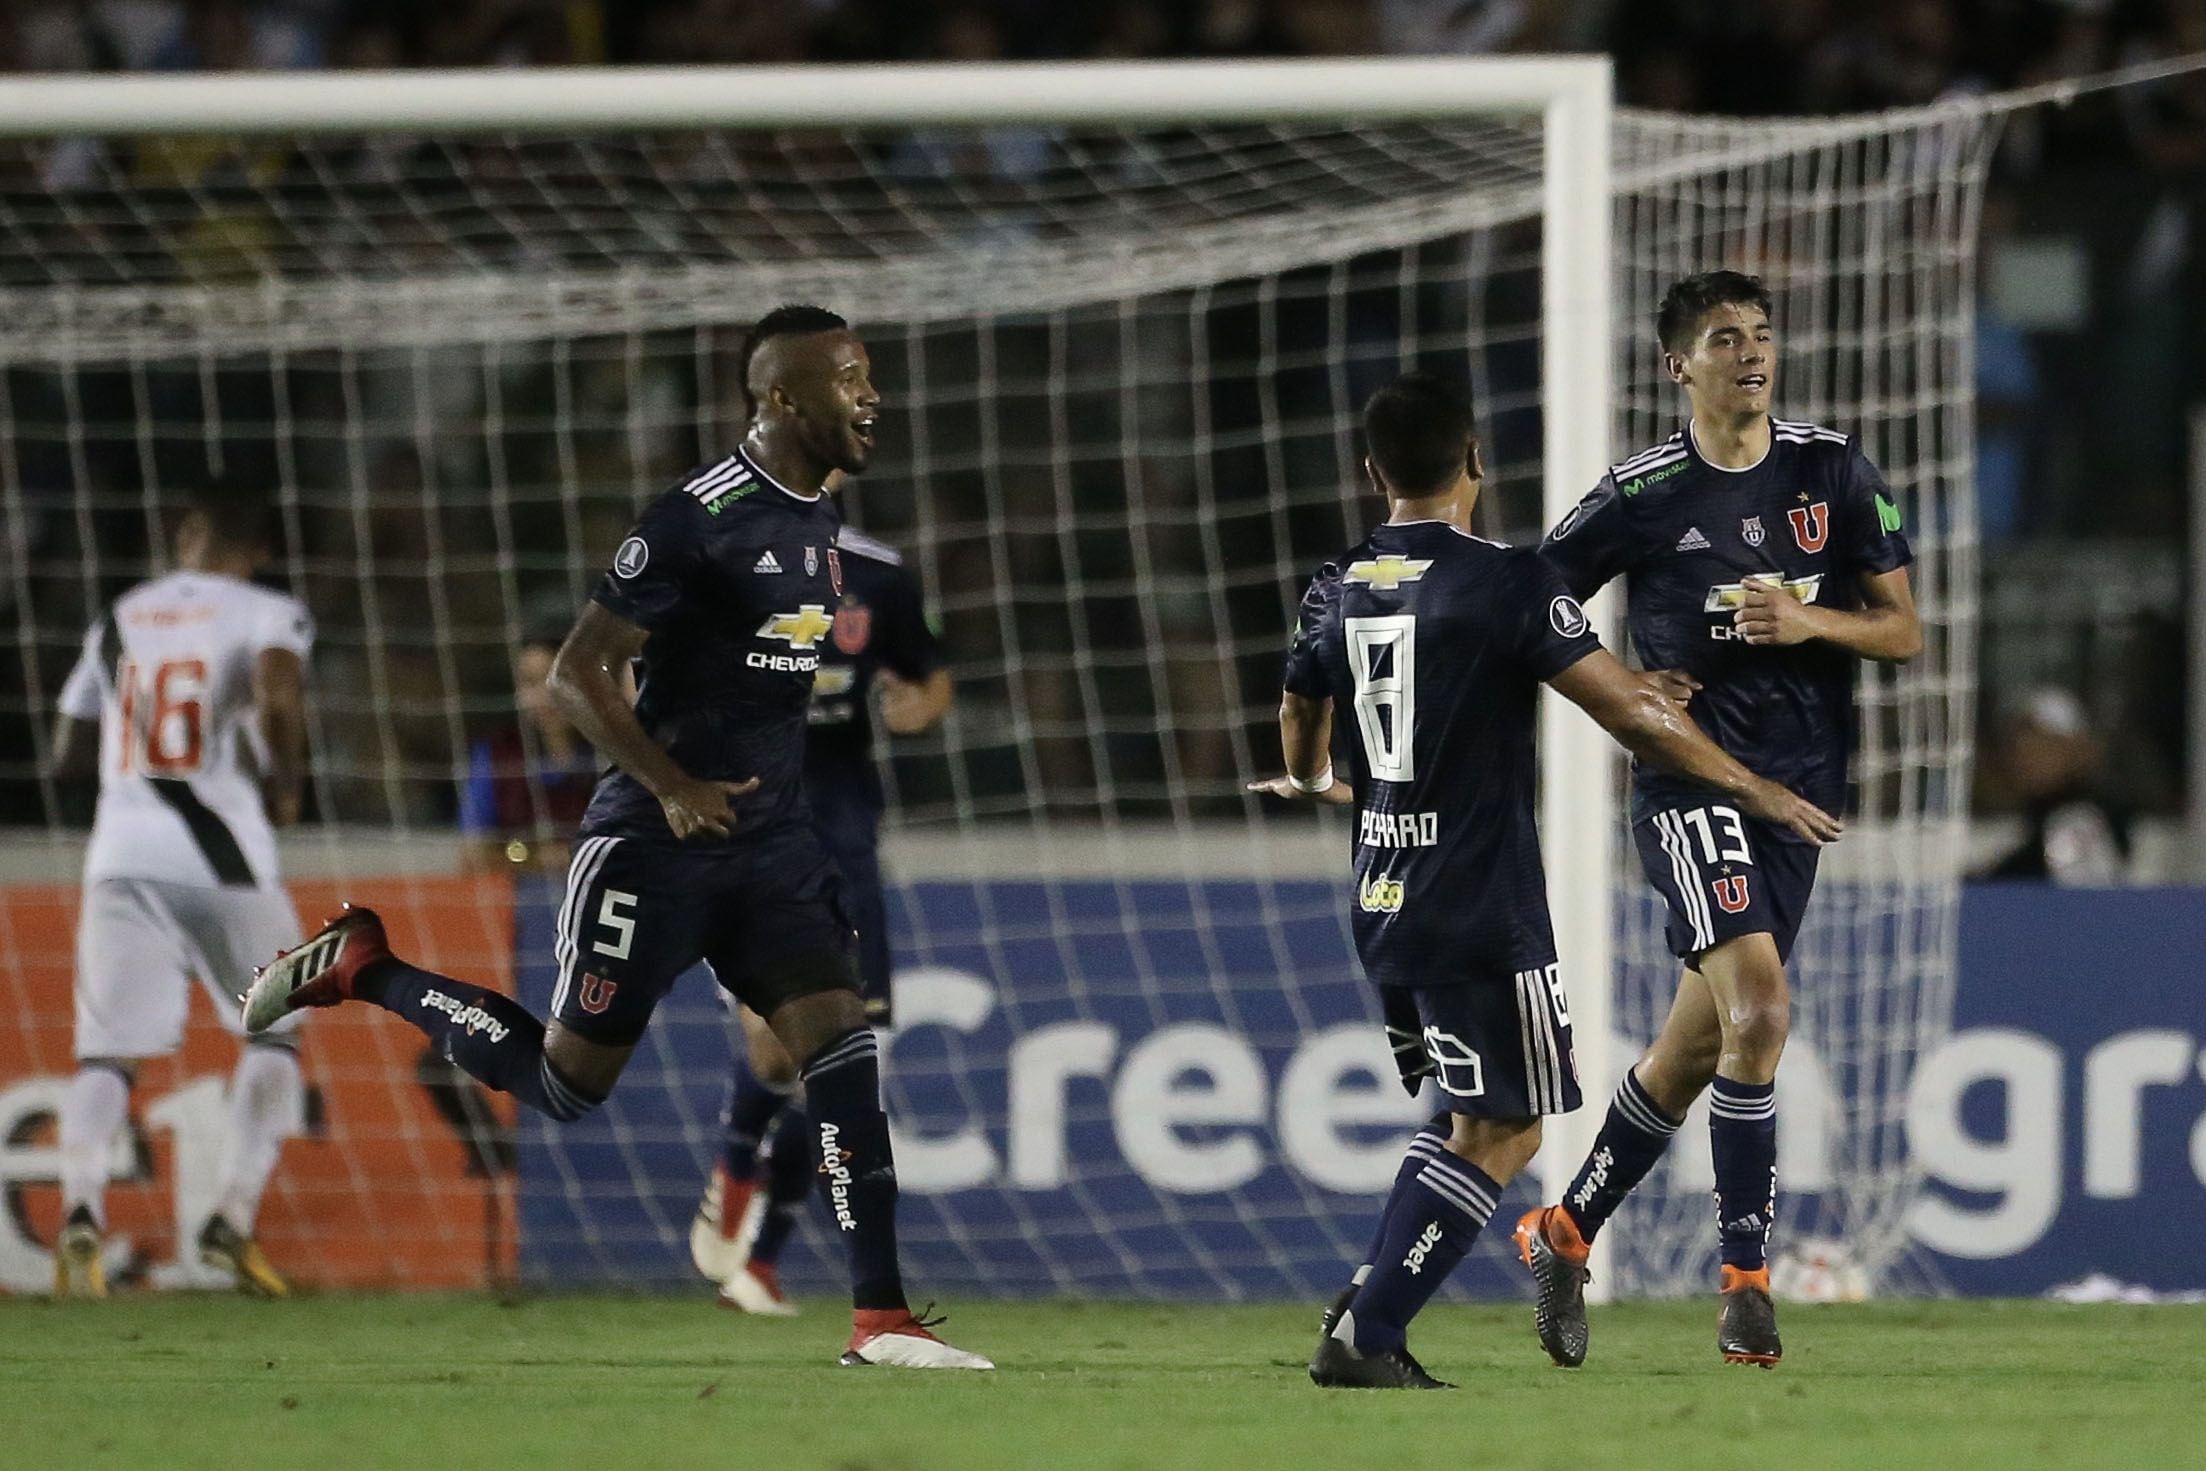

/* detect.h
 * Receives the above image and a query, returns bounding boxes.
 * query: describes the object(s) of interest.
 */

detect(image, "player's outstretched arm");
[547,602,757,840]
[1734,566,1922,663]
[1248,691,1353,805]
[1549,649,1842,845]
[254,646,308,826]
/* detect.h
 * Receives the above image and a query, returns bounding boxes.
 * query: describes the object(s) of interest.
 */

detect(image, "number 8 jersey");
[1283,521,1601,987]
[58,571,315,890]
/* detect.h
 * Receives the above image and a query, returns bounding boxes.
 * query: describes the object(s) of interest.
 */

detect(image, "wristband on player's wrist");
[1287,766,1334,794]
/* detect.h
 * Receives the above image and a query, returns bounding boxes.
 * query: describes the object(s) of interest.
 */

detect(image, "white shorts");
[75,877,305,1060]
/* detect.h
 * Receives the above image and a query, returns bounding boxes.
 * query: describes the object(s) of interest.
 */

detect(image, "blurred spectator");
[457,619,600,870]
[1981,687,2131,882]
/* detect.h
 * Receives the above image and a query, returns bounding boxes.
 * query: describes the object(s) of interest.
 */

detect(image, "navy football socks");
[1560,1067,1682,1242]
[749,1102,817,1268]
[720,1058,796,1180]
[799,1027,907,1312]
[1339,1145,1500,1356]
[353,960,605,1121]
[1709,1076,1778,1271]
[1345,1114,1452,1290]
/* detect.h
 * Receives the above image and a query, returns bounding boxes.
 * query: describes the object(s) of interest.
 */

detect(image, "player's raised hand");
[1741,778,1843,846]
[1734,577,1818,646]
[1247,772,1354,805]
[1640,667,1702,704]
[658,774,760,840]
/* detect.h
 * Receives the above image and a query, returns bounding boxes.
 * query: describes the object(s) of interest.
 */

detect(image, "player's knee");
[741,1010,800,1089]
[1721,998,1790,1065]
[537,1056,608,1122]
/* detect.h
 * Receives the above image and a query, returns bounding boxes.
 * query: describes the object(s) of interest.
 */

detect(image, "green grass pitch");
[5,1294,2198,1470]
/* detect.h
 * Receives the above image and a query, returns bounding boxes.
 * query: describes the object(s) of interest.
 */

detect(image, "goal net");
[0,63,1986,1299]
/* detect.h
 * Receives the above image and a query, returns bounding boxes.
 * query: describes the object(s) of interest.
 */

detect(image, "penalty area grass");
[3,1294,2197,1471]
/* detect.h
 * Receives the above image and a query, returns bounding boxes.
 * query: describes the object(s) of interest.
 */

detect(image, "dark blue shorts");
[550,830,858,1046]
[1631,800,1821,965]
[813,799,891,1025]
[1377,961,1582,1119]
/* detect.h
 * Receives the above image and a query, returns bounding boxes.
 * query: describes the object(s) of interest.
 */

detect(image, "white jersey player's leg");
[57,878,198,1296]
[169,882,306,1297]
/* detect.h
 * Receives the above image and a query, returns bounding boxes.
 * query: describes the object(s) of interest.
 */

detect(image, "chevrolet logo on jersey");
[1703,574,1823,612]
[757,605,835,649]
[1344,555,1434,590]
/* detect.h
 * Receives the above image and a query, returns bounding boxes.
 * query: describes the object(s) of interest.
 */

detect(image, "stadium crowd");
[0,0,2200,127]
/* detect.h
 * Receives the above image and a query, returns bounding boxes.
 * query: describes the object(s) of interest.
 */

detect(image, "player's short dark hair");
[182,476,274,551]
[1657,270,1774,354]
[737,304,851,420]
[1363,372,1477,497]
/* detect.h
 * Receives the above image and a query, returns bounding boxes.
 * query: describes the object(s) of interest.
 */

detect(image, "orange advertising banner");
[0,875,519,1294]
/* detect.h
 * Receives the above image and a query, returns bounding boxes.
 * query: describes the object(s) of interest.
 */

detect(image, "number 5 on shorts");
[593,890,639,959]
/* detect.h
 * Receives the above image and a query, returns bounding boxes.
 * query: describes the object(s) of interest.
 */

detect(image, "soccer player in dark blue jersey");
[1516,270,1921,1370]
[692,522,952,1316]
[242,306,990,1370]
[1255,372,1840,1390]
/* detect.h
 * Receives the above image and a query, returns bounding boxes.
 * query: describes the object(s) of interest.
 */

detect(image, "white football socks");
[58,1066,130,1229]
[216,1044,304,1234]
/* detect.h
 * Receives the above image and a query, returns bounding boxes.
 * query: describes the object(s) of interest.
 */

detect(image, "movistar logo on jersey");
[1344,555,1433,590]
[1622,460,1688,496]
[1876,492,1904,533]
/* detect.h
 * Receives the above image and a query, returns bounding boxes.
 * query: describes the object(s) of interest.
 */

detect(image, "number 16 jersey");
[58,570,316,891]
[1283,520,1601,987]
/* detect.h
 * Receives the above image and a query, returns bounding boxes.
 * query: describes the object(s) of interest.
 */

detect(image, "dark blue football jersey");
[580,448,846,844]
[804,528,943,817]
[1539,419,1913,833]
[1283,520,1602,987]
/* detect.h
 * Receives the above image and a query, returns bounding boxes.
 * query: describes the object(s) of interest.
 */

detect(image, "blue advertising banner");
[511,876,2206,1298]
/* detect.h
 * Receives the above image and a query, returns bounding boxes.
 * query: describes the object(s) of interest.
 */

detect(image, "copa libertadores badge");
[614,536,650,578]
[1549,595,1589,638]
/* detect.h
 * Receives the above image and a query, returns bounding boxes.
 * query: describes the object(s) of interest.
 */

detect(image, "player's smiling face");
[1671,302,1775,420]
[790,330,881,476]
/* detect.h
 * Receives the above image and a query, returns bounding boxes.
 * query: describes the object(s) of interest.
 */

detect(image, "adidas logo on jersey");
[753,551,782,574]
[1676,526,1712,552]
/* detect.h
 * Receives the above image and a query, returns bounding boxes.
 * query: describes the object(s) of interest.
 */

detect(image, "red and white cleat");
[242,905,391,1034]
[718,1259,799,1317]
[840,1308,993,1370]
[689,1164,762,1284]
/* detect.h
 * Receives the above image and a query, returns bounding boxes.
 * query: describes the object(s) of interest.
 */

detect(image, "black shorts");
[551,831,858,1046]
[1377,962,1581,1118]
[813,799,891,1026]
[1632,800,1821,965]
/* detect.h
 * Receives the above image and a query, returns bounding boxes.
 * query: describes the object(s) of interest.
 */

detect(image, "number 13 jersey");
[58,571,315,891]
[1283,520,1601,987]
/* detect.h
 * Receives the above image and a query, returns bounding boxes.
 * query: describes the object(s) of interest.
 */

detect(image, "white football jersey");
[58,571,314,890]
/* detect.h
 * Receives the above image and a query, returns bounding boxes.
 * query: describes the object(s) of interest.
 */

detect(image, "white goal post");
[0,57,1619,1201]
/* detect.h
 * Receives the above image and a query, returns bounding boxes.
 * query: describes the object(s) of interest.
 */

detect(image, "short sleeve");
[1837,440,1913,576]
[57,622,104,722]
[590,494,698,632]
[871,563,944,682]
[1501,552,1604,681]
[1539,475,1642,599]
[1281,565,1341,699]
[260,596,314,658]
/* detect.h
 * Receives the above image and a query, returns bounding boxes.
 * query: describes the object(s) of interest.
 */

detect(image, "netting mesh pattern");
[0,101,1990,1297]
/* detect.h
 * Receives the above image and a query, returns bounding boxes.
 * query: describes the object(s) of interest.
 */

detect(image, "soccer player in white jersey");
[48,481,313,1297]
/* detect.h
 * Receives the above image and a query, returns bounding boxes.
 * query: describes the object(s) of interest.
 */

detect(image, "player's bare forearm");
[1249,692,1351,804]
[1550,650,1841,844]
[879,668,952,735]
[548,602,689,799]
[255,647,307,825]
[48,715,100,784]
[1735,567,1921,663]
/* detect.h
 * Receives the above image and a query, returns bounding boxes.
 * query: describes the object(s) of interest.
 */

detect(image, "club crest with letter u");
[1741,515,1766,547]
[1712,875,1750,913]
[1787,502,1829,553]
